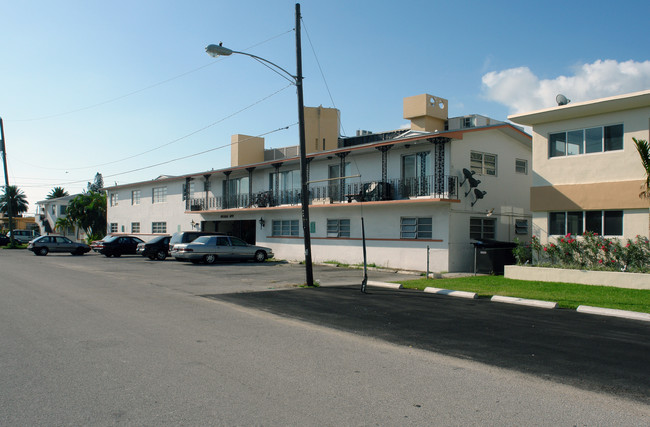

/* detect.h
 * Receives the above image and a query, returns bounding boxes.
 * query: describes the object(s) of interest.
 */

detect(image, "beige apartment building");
[509,89,650,243]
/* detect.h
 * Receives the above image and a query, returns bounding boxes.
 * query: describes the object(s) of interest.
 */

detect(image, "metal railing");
[189,175,458,211]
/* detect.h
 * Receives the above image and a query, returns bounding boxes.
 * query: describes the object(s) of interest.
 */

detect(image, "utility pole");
[0,118,14,245]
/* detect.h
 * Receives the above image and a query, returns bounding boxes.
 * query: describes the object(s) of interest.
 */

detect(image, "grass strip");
[398,275,650,314]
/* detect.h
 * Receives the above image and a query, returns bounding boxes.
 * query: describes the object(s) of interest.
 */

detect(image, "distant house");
[36,194,86,240]
[105,94,532,273]
[509,89,650,243]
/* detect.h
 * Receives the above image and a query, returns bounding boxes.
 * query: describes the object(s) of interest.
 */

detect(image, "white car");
[171,235,273,264]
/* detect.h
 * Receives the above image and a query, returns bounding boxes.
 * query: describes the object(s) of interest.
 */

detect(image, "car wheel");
[204,254,217,264]
[104,253,112,258]
[114,253,121,257]
[155,250,167,261]
[254,250,266,263]
[37,247,48,256]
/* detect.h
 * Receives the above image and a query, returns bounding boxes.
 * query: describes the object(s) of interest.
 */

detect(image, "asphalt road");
[1,249,649,425]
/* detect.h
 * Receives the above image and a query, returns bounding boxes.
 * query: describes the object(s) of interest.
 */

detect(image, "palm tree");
[46,186,69,199]
[633,137,650,236]
[0,185,29,217]
[55,216,76,238]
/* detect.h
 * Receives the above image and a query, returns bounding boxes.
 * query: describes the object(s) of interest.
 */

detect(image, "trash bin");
[472,239,517,275]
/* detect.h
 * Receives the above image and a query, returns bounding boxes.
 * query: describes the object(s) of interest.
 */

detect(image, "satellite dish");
[464,178,481,197]
[556,94,571,106]
[471,189,487,207]
[460,168,475,186]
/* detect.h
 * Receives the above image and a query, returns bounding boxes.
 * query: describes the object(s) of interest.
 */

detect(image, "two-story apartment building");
[105,94,532,272]
[509,89,650,243]
[35,194,86,240]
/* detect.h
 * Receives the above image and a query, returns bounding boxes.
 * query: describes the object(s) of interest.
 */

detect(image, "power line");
[17,124,296,189]
[8,29,294,123]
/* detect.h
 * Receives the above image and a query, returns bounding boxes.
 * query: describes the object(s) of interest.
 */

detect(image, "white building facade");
[105,94,532,273]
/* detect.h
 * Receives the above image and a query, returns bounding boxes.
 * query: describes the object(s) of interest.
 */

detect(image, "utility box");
[472,239,517,275]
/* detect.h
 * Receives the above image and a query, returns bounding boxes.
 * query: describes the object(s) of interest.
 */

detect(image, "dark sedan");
[136,235,171,260]
[97,235,144,257]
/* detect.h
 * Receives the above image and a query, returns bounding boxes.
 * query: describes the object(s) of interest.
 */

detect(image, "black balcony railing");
[188,174,458,211]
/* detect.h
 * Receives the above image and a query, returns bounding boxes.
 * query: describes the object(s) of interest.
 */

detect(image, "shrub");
[514,232,650,273]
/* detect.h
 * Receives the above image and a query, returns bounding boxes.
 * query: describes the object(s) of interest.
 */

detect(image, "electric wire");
[8,29,294,123]
[14,83,293,172]
[301,17,346,137]
[17,125,296,189]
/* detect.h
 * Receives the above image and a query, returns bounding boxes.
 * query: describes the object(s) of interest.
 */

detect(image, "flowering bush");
[517,232,650,273]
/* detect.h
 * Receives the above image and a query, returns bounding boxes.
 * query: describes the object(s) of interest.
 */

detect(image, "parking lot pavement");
[205,285,650,403]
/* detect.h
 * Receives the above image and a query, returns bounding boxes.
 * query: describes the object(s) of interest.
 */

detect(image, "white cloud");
[482,59,650,114]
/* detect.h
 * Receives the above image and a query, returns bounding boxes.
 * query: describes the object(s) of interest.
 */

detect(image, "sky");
[1,0,650,214]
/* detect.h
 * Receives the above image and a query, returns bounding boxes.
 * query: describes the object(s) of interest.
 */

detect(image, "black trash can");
[472,239,517,275]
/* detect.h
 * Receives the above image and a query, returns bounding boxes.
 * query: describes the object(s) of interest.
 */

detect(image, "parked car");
[27,235,91,256]
[169,231,223,250]
[97,235,144,257]
[7,229,40,244]
[171,235,273,264]
[137,235,171,260]
[0,233,9,246]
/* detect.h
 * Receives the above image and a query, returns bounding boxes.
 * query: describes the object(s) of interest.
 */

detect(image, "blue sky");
[2,0,650,213]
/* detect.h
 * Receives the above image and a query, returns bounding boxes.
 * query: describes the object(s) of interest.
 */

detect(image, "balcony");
[188,175,458,211]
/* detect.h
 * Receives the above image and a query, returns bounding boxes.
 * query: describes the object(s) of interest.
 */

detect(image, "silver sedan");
[171,235,274,264]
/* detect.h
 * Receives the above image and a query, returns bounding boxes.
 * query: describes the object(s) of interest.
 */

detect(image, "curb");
[367,281,403,290]
[576,305,650,322]
[491,295,558,309]
[424,287,477,299]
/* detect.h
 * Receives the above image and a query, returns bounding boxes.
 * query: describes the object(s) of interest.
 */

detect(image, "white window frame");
[515,159,528,175]
[152,222,167,234]
[271,219,299,237]
[131,190,141,205]
[400,217,433,239]
[152,187,167,204]
[110,193,118,207]
[109,223,118,233]
[470,217,496,240]
[131,222,140,233]
[470,151,497,176]
[327,219,351,238]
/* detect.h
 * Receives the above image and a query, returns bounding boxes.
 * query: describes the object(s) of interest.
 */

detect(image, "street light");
[206,3,314,286]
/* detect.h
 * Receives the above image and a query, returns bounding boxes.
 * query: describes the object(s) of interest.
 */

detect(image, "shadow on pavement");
[204,285,650,403]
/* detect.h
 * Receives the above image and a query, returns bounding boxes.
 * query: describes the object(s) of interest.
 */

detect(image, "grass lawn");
[398,275,650,314]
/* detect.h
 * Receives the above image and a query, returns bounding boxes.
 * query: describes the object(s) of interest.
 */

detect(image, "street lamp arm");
[205,44,297,84]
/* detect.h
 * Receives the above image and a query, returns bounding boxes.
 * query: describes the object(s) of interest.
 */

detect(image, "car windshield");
[148,235,167,243]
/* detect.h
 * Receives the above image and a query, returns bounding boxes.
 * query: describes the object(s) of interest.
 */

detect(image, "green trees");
[46,186,69,199]
[633,137,650,236]
[65,191,107,242]
[0,185,29,217]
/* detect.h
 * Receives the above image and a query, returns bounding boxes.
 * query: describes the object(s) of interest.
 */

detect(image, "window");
[109,223,118,233]
[152,187,167,203]
[470,218,496,240]
[470,151,497,176]
[152,222,167,233]
[131,190,141,205]
[515,159,528,174]
[550,210,623,236]
[549,124,623,158]
[182,181,196,201]
[110,193,118,207]
[59,205,67,215]
[400,217,432,239]
[327,219,351,238]
[272,219,299,236]
[328,163,351,201]
[51,205,56,214]
[515,219,529,235]
[131,222,140,233]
